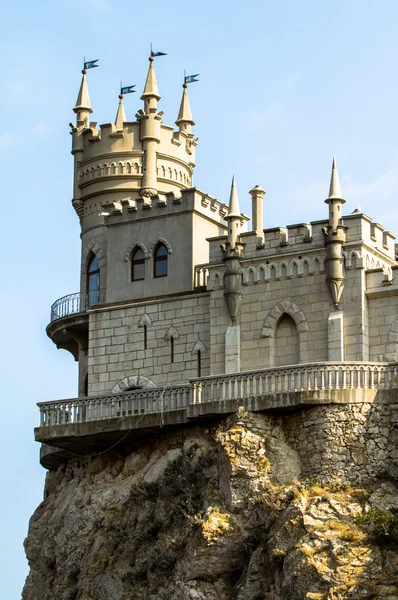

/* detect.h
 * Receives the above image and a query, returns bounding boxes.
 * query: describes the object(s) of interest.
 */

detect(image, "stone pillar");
[225,325,240,373]
[328,311,344,361]
[249,185,266,233]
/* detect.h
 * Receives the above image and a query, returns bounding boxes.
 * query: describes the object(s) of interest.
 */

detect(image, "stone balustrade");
[37,362,398,428]
[194,264,209,288]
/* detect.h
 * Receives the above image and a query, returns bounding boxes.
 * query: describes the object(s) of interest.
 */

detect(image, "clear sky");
[2,0,398,596]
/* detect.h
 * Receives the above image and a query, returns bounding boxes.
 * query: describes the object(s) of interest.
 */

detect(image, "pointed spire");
[176,84,195,127]
[141,57,161,101]
[115,94,127,130]
[326,157,345,203]
[73,70,93,114]
[227,176,241,218]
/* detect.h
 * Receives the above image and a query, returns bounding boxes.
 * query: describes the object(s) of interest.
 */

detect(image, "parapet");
[343,213,396,260]
[100,188,229,228]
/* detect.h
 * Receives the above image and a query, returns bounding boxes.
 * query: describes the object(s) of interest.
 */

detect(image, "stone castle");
[36,55,398,483]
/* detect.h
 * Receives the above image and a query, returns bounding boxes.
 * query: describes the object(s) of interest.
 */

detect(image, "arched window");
[87,254,100,306]
[131,247,145,281]
[275,314,299,366]
[153,243,168,278]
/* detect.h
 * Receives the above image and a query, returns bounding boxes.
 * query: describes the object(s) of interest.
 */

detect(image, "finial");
[141,58,161,101]
[115,95,127,130]
[227,175,241,218]
[176,83,195,128]
[325,156,346,204]
[73,71,93,118]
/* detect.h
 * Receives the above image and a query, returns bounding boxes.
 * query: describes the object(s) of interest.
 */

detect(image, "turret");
[114,94,127,131]
[222,176,244,326]
[73,69,93,129]
[139,57,162,198]
[324,158,347,308]
[225,176,242,248]
[175,83,195,135]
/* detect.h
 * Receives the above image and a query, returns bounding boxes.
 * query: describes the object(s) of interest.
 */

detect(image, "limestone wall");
[283,401,398,483]
[87,293,210,395]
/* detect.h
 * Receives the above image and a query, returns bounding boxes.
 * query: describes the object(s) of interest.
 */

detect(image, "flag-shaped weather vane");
[184,73,200,85]
[83,58,99,73]
[120,84,136,96]
[150,43,167,59]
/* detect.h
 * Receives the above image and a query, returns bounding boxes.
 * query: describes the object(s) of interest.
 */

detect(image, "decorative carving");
[140,188,157,198]
[124,243,150,262]
[138,313,152,327]
[164,326,179,341]
[261,300,309,338]
[111,375,156,394]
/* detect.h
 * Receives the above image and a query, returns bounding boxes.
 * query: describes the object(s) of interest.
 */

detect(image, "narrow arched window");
[87,254,100,306]
[153,243,168,278]
[197,350,201,377]
[131,247,145,281]
[171,337,174,363]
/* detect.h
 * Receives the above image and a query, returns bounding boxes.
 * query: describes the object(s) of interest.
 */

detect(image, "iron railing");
[37,361,398,428]
[50,290,104,322]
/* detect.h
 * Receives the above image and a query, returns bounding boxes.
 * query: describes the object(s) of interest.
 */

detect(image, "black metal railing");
[50,290,103,322]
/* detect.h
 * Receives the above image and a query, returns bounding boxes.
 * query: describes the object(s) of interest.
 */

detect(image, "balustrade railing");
[50,290,104,322]
[38,385,190,427]
[194,264,209,288]
[37,362,398,429]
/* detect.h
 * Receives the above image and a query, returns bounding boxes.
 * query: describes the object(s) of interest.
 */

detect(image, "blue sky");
[2,0,398,596]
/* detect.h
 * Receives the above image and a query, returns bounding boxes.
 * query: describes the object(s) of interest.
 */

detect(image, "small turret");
[324,158,347,308]
[73,69,93,129]
[141,57,161,109]
[176,84,195,135]
[325,157,346,229]
[225,176,241,248]
[139,57,162,199]
[115,94,126,131]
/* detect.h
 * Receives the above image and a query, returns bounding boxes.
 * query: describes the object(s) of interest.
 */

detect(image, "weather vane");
[82,58,99,74]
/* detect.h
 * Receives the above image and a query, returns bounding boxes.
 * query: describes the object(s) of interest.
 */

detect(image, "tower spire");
[327,157,344,202]
[227,176,241,219]
[141,56,161,103]
[139,56,162,198]
[324,157,347,309]
[176,83,194,134]
[73,69,93,128]
[115,93,127,131]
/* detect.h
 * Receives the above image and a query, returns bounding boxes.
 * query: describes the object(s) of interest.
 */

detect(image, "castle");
[36,56,398,481]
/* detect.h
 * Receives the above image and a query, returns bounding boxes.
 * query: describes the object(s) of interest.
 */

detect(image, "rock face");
[23,410,398,600]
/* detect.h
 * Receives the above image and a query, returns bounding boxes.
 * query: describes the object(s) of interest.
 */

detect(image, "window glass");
[87,254,100,306]
[132,247,145,281]
[154,243,168,278]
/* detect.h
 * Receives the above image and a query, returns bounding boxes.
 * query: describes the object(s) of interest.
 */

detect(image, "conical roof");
[176,86,194,126]
[115,97,126,130]
[141,59,161,101]
[326,157,346,203]
[74,73,93,113]
[226,176,241,218]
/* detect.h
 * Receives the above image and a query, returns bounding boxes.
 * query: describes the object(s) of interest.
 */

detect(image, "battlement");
[343,213,396,260]
[97,187,229,229]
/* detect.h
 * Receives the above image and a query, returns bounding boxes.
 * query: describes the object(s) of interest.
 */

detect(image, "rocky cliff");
[23,409,398,600]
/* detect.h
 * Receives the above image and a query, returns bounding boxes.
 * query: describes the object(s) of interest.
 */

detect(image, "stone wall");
[283,401,398,483]
[87,292,210,395]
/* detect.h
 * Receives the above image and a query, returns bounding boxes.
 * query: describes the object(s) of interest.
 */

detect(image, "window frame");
[153,243,168,279]
[131,247,146,282]
[87,253,100,306]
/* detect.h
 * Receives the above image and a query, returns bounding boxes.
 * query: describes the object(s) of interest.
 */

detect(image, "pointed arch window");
[153,243,168,278]
[131,247,145,281]
[87,254,100,306]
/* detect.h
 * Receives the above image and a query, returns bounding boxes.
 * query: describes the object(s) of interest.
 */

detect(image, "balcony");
[46,291,103,360]
[36,361,398,464]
